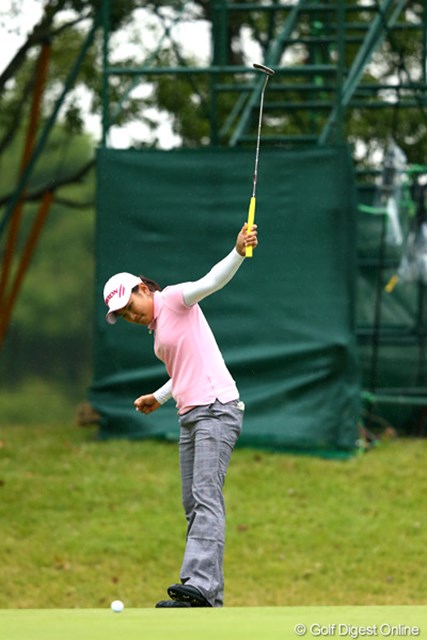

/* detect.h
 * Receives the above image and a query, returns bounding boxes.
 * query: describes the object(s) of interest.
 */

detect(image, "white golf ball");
[111,600,124,613]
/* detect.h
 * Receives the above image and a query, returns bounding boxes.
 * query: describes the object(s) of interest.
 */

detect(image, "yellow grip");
[245,196,256,258]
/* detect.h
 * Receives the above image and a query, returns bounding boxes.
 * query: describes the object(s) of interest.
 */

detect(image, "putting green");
[1,606,426,640]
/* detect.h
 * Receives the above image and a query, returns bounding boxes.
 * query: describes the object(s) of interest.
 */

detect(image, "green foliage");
[0,421,426,608]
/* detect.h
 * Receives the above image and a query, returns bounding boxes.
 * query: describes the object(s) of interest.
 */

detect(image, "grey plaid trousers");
[178,398,244,607]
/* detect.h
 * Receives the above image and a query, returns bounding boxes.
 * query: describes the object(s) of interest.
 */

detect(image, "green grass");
[2,606,427,640]
[0,422,426,609]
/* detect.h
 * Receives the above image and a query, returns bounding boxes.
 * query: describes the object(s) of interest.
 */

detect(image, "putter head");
[253,63,275,76]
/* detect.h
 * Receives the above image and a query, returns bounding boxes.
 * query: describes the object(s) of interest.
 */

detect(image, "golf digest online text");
[294,624,421,639]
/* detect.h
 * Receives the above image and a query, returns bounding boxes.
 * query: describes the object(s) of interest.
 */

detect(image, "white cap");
[103,272,142,325]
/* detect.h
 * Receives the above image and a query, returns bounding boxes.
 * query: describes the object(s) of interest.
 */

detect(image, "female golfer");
[103,223,258,608]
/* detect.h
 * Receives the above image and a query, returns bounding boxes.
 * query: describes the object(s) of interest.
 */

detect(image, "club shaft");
[252,74,269,198]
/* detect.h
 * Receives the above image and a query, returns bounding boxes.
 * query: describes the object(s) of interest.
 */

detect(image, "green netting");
[89,146,360,455]
[355,189,427,431]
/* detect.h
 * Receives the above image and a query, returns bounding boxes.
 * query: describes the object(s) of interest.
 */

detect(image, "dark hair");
[133,275,162,293]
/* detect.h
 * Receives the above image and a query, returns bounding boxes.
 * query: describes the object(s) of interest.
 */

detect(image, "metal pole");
[335,0,345,143]
[210,0,228,145]
[101,0,110,147]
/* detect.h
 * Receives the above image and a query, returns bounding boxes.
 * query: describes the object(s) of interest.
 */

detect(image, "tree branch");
[0,2,93,96]
[0,158,95,208]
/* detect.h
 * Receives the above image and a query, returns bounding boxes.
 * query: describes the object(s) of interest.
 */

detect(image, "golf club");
[246,63,275,258]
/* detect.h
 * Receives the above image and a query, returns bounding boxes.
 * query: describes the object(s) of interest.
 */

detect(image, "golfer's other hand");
[134,394,161,414]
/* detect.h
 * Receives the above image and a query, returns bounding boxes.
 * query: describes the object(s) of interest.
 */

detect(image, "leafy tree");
[0,0,127,386]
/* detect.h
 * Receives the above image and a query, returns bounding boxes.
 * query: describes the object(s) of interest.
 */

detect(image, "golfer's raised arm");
[182,224,257,307]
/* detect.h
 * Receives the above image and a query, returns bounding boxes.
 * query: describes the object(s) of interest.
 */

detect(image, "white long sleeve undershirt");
[182,247,245,306]
[152,247,245,405]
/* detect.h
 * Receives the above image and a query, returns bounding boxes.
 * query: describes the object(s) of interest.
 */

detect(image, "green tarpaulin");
[90,145,360,455]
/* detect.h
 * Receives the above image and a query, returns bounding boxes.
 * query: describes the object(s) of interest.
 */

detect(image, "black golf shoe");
[167,584,212,607]
[155,599,191,608]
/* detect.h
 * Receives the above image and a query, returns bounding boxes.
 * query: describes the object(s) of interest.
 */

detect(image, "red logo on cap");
[105,289,117,304]
[105,283,127,306]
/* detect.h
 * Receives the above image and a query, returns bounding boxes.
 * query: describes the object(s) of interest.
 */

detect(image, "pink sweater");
[152,284,238,414]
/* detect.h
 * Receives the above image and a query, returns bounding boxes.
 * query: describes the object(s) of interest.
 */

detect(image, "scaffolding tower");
[101,0,427,150]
